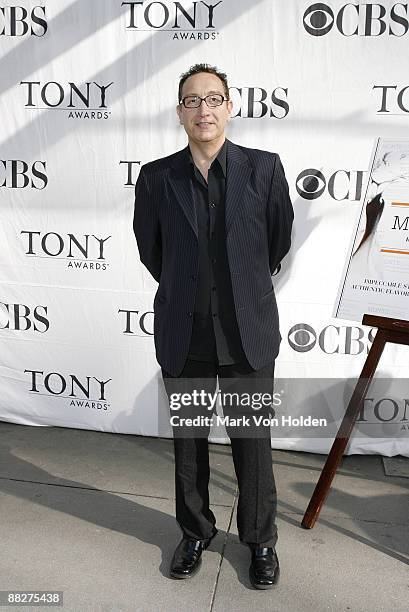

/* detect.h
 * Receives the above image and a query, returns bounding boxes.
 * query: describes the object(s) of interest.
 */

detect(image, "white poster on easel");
[334,138,409,323]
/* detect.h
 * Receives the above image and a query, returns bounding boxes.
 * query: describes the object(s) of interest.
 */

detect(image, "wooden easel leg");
[301,330,387,529]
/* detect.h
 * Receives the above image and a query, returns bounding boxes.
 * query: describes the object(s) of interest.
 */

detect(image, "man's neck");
[188,136,226,173]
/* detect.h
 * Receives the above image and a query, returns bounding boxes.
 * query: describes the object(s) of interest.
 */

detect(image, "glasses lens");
[206,94,223,107]
[184,96,200,108]
[182,95,225,108]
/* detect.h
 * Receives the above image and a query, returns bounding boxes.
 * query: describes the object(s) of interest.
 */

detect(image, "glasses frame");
[179,94,229,109]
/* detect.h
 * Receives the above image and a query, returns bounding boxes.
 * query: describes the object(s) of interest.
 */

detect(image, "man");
[133,64,293,589]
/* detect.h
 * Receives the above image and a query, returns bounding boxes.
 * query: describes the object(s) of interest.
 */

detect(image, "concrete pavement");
[0,421,407,612]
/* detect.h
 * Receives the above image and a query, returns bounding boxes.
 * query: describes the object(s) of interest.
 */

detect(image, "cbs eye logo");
[296,169,325,200]
[288,324,317,352]
[303,3,334,36]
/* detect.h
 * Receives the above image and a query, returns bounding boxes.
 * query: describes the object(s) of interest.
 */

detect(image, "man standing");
[133,64,293,589]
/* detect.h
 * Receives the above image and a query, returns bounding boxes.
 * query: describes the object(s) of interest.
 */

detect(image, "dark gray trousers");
[161,358,277,548]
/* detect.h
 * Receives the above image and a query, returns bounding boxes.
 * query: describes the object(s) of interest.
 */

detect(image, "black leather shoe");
[249,546,280,589]
[169,535,214,579]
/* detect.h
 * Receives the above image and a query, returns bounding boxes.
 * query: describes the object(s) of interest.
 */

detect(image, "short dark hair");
[178,63,229,103]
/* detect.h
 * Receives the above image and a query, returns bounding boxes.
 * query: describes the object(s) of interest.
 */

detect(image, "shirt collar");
[187,139,227,178]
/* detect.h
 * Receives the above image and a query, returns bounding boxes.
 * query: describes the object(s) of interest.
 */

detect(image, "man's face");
[176,72,232,145]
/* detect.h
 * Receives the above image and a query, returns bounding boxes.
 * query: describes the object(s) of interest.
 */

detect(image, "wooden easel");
[302,314,409,529]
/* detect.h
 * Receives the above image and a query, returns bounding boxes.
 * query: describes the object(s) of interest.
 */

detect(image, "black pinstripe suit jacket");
[133,138,293,376]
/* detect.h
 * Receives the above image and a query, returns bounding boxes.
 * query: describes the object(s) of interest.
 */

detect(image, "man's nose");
[198,100,210,115]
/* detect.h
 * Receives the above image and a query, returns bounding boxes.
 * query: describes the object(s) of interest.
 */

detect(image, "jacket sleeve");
[266,154,294,276]
[133,166,162,283]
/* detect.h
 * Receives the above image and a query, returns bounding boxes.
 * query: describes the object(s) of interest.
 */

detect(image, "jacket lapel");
[166,140,251,239]
[225,139,252,235]
[167,148,198,239]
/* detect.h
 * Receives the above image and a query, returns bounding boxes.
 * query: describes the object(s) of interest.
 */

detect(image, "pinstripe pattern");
[133,139,294,377]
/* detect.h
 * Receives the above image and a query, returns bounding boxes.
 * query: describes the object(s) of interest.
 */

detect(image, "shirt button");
[188,312,193,317]
[209,201,216,208]
[212,313,217,318]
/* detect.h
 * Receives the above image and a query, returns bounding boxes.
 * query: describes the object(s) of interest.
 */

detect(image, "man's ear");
[176,104,182,124]
[227,98,233,118]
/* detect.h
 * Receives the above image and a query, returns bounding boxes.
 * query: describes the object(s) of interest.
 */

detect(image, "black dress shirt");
[186,140,247,365]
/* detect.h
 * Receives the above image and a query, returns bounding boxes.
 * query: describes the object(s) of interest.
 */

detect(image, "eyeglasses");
[180,94,228,108]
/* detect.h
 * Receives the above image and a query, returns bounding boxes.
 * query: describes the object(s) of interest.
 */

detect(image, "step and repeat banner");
[1,0,409,455]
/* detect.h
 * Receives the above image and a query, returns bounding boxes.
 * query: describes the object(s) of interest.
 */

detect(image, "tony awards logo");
[120,160,141,187]
[25,369,112,411]
[20,231,112,271]
[118,307,154,336]
[121,1,222,40]
[20,81,114,120]
[373,85,409,114]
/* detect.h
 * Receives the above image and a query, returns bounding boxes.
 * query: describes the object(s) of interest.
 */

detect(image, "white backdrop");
[1,0,409,455]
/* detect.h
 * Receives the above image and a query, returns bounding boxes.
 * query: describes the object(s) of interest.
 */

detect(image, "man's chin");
[190,132,222,144]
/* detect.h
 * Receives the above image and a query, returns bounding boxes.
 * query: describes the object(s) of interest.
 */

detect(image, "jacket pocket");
[260,287,274,300]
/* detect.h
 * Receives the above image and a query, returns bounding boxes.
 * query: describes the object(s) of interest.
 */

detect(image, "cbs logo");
[303,3,334,36]
[288,323,376,355]
[303,2,409,37]
[296,168,365,201]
